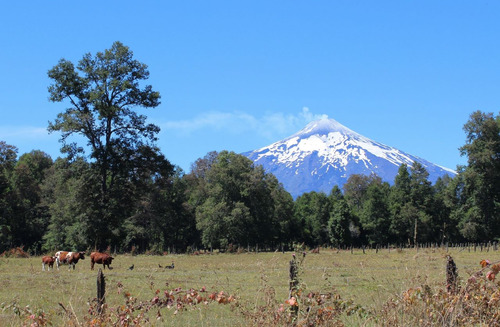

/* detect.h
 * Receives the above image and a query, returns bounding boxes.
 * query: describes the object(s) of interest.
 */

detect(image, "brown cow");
[90,252,114,270]
[42,256,56,271]
[55,251,85,270]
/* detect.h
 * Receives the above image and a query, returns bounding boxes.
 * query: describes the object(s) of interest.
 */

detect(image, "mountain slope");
[243,118,455,198]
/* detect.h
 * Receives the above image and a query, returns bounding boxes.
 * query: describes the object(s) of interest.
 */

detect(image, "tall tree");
[47,41,169,248]
[42,158,98,251]
[389,162,435,244]
[9,151,53,252]
[0,142,18,251]
[457,111,500,240]
[389,164,413,244]
[433,175,458,244]
[328,186,353,247]
[359,181,391,245]
[48,41,161,197]
[188,154,294,249]
[122,167,198,253]
[343,173,382,213]
[408,161,435,243]
[294,191,331,247]
[266,174,295,249]
[189,151,292,250]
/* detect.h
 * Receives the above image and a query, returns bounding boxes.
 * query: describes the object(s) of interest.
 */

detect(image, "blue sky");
[1,1,499,172]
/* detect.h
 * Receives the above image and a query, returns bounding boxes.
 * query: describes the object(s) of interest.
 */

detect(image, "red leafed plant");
[85,283,237,326]
[380,257,500,326]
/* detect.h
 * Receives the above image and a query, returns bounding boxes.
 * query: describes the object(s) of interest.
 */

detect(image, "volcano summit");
[243,118,455,198]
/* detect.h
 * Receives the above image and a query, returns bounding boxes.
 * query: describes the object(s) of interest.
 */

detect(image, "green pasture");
[0,247,494,326]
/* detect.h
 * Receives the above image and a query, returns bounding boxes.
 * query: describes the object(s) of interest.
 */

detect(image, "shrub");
[378,257,500,326]
[85,282,237,326]
[238,252,366,326]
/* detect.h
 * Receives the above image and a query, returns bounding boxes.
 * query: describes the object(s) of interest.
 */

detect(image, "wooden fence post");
[289,259,298,296]
[97,268,106,314]
[288,257,299,318]
[446,256,458,295]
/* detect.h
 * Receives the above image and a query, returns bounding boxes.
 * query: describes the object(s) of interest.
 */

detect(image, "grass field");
[0,247,494,326]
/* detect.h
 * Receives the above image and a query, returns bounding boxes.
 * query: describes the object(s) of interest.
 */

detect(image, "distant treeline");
[1,42,499,254]
[1,107,499,254]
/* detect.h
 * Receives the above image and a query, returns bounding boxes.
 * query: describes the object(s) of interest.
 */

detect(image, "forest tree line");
[1,42,499,254]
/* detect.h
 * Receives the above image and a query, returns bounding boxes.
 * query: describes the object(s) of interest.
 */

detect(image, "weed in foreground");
[1,301,50,327]
[378,257,500,326]
[238,252,366,327]
[84,281,237,326]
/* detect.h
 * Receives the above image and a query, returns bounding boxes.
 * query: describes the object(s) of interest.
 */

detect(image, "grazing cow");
[55,251,85,270]
[42,256,56,271]
[90,252,114,270]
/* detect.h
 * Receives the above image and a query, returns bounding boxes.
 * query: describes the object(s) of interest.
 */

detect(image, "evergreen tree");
[408,162,434,243]
[359,181,391,245]
[433,175,458,244]
[389,164,412,243]
[389,162,435,244]
[328,186,352,246]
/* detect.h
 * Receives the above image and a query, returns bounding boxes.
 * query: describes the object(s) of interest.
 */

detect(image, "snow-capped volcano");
[243,118,455,198]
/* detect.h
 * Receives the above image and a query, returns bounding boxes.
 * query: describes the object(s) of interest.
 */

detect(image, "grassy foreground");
[0,247,495,326]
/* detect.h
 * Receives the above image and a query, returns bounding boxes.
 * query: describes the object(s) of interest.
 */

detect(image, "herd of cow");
[41,251,114,271]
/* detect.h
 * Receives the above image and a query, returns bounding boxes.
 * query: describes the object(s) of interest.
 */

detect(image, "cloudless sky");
[1,1,499,172]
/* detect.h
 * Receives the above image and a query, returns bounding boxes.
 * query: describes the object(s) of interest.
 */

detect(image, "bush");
[378,258,500,326]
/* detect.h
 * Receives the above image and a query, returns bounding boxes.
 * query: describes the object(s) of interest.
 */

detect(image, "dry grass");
[0,247,495,326]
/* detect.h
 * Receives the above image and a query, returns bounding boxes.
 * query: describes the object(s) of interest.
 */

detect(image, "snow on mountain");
[243,118,456,198]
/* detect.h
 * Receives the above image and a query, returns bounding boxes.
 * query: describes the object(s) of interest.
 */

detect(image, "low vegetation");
[0,247,498,326]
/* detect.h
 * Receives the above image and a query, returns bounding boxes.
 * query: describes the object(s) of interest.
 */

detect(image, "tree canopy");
[456,111,500,240]
[188,151,294,250]
[47,41,163,194]
[46,41,173,250]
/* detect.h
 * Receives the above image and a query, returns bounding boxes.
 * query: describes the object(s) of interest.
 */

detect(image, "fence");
[335,241,500,254]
